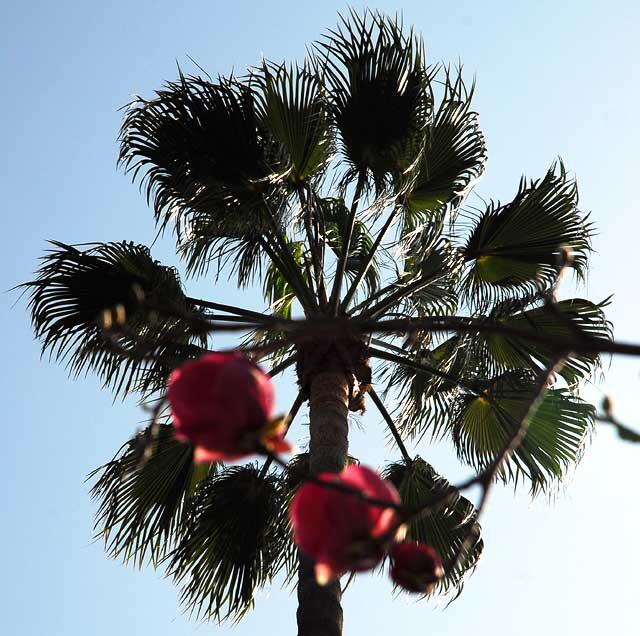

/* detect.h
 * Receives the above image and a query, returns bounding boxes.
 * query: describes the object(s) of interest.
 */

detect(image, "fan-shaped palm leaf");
[23,241,208,397]
[478,296,612,387]
[451,371,595,494]
[90,423,211,567]
[120,72,284,232]
[383,457,482,596]
[314,9,430,191]
[253,61,333,184]
[120,72,300,286]
[168,464,294,622]
[404,66,486,222]
[462,162,593,307]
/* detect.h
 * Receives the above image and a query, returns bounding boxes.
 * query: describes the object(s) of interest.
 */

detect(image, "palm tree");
[23,10,611,636]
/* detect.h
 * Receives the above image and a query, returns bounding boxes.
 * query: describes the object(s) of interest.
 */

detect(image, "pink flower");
[389,541,443,594]
[167,352,291,462]
[290,464,401,584]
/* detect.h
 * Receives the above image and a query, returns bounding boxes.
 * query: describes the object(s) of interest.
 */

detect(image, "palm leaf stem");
[328,170,367,315]
[298,188,328,309]
[368,387,412,463]
[340,203,401,311]
[257,236,317,313]
[262,213,319,313]
[357,269,447,319]
[185,297,276,321]
[368,346,478,393]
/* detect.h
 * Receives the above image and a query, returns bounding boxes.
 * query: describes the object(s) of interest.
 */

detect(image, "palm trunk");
[296,370,350,636]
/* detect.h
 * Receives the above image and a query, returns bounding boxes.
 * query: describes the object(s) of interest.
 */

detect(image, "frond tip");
[90,423,210,567]
[168,464,294,623]
[22,240,208,396]
[383,457,483,596]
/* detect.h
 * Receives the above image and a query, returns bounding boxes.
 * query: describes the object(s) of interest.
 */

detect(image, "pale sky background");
[2,1,640,634]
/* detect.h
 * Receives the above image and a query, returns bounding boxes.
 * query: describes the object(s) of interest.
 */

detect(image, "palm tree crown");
[23,9,610,632]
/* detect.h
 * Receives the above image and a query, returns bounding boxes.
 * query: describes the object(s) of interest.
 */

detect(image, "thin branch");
[161,314,638,359]
[442,354,566,575]
[262,448,406,512]
[596,414,640,443]
[328,171,367,315]
[369,387,412,463]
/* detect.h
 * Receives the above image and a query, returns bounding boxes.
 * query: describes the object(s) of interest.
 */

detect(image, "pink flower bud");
[167,352,290,462]
[389,540,443,594]
[290,465,401,585]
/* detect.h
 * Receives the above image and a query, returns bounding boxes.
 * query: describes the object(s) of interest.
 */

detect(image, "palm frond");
[462,161,593,307]
[90,423,212,567]
[383,458,483,596]
[314,9,430,191]
[168,464,294,623]
[383,336,468,441]
[478,296,612,387]
[119,72,291,281]
[22,241,208,397]
[405,65,486,223]
[253,61,334,184]
[358,238,461,319]
[451,370,595,494]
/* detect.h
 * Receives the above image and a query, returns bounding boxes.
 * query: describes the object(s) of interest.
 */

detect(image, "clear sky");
[2,1,639,634]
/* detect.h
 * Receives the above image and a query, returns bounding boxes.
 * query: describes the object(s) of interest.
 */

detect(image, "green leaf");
[382,336,467,441]
[89,424,212,567]
[120,72,284,231]
[451,371,595,494]
[254,61,333,183]
[463,161,593,306]
[314,9,430,191]
[480,297,612,387]
[168,464,294,622]
[383,458,483,596]
[406,66,486,219]
[119,72,290,281]
[22,241,208,397]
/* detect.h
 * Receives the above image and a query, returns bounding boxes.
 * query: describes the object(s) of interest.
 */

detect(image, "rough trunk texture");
[296,370,350,636]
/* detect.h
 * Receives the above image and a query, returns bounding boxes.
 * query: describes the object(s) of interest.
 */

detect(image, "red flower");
[167,352,291,462]
[389,541,443,594]
[290,464,401,584]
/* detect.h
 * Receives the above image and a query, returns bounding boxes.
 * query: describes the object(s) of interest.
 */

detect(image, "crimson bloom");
[290,464,401,584]
[389,540,443,594]
[167,352,291,462]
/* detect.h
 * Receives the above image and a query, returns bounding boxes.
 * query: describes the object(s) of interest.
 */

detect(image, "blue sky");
[2,1,639,634]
